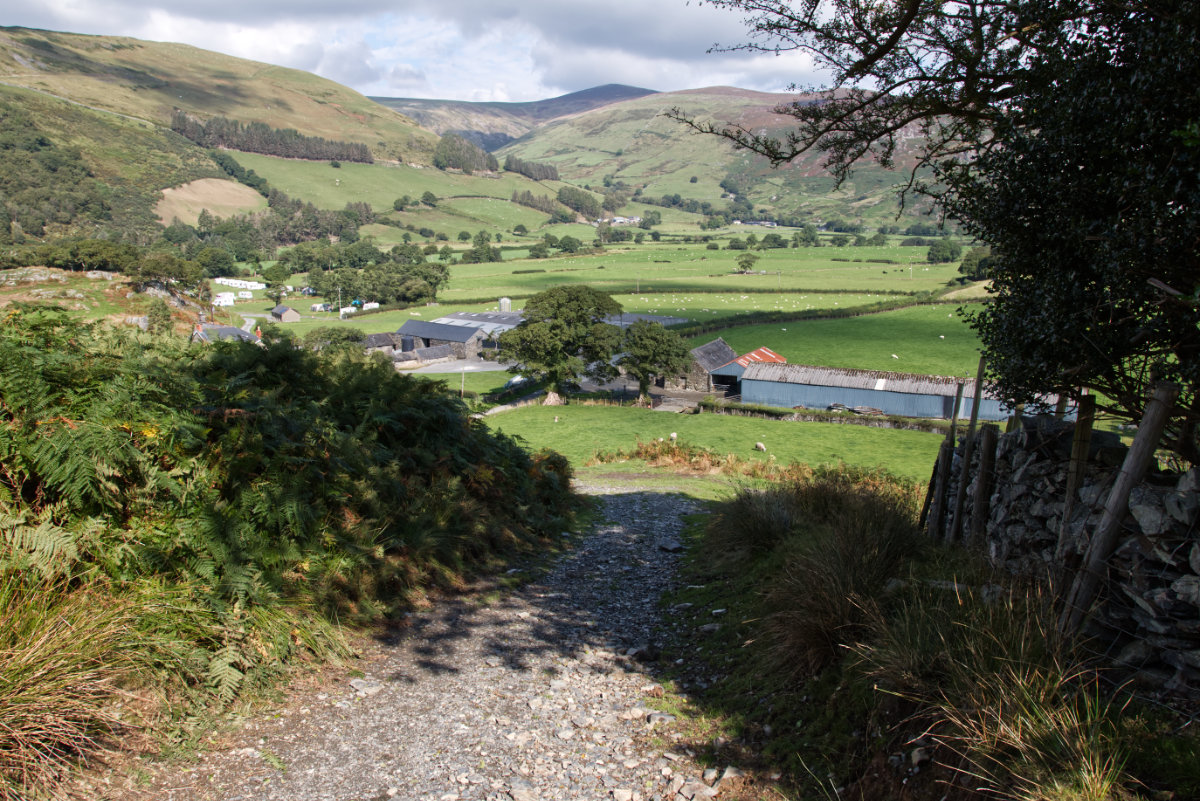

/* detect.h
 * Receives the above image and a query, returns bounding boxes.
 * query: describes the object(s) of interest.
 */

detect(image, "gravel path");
[113,482,739,801]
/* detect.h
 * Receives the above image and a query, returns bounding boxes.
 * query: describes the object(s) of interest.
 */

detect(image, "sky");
[8,1,828,102]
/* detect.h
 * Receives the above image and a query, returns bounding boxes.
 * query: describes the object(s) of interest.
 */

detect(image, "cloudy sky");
[9,1,828,102]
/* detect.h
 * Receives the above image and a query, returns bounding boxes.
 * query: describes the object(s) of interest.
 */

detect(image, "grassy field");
[485,404,943,480]
[689,303,985,377]
[435,245,960,302]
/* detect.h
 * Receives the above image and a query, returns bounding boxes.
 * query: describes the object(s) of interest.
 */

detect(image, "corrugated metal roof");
[690,338,738,373]
[731,346,787,368]
[432,311,522,335]
[396,320,482,343]
[742,362,993,398]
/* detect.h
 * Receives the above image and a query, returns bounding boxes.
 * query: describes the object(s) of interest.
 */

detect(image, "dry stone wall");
[942,418,1200,697]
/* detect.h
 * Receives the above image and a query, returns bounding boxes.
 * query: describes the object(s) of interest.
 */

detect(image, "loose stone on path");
[110,481,747,801]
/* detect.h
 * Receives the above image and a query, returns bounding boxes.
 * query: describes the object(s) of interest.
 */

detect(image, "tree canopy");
[687,0,1200,457]
[618,321,691,401]
[497,286,623,401]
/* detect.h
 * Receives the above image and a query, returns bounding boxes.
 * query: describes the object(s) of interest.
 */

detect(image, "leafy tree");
[497,286,623,402]
[945,2,1200,457]
[513,224,528,235]
[421,191,438,207]
[735,252,760,272]
[196,246,237,278]
[793,225,819,247]
[433,133,498,173]
[618,320,691,402]
[958,246,992,281]
[556,235,583,254]
[727,237,747,251]
[458,231,471,241]
[556,186,602,219]
[926,238,962,264]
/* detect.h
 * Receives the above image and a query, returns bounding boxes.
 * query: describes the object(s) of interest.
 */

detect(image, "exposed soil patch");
[156,178,267,226]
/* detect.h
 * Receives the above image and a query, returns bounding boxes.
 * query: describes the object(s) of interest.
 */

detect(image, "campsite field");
[484,404,943,480]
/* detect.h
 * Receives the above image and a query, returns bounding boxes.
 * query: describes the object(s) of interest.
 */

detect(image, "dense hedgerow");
[0,305,577,797]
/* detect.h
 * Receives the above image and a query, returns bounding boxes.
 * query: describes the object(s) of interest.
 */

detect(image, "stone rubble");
[111,482,751,801]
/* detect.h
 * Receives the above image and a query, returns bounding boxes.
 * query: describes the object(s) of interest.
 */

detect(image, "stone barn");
[395,320,487,359]
[663,338,738,392]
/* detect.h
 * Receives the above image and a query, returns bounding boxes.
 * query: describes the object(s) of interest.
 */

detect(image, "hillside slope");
[499,87,936,225]
[371,84,657,150]
[0,26,438,164]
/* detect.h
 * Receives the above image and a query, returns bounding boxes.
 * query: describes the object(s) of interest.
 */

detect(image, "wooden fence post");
[968,423,999,545]
[1055,393,1096,563]
[1059,383,1180,635]
[949,357,987,543]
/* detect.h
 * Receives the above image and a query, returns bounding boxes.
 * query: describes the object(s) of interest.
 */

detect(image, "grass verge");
[651,465,1200,801]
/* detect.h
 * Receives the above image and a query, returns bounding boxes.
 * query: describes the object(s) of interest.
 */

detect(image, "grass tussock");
[0,576,132,800]
[687,466,1198,801]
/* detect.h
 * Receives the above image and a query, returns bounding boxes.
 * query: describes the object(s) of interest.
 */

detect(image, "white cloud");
[4,0,832,101]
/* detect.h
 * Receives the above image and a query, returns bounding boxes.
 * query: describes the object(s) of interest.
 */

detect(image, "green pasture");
[612,291,879,322]
[689,303,984,377]
[412,369,516,396]
[485,404,942,480]
[435,244,959,302]
[230,153,566,212]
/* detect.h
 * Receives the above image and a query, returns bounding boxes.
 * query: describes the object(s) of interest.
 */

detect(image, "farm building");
[190,324,260,345]
[271,305,301,323]
[431,311,524,338]
[663,338,738,392]
[741,363,1013,420]
[364,332,398,357]
[710,346,787,388]
[395,320,487,359]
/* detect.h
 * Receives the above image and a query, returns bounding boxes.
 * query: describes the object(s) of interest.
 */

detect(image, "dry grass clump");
[0,576,132,800]
[707,465,923,673]
[856,585,1131,801]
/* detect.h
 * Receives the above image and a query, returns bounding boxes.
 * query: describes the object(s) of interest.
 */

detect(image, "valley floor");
[96,481,765,801]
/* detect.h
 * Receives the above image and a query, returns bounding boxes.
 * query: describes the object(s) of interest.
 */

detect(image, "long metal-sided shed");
[741,362,1013,420]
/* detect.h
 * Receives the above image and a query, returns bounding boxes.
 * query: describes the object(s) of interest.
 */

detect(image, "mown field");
[484,404,943,480]
[688,302,984,377]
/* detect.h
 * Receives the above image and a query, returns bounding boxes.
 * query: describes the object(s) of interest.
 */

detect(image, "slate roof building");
[741,363,1014,420]
[663,338,739,392]
[270,305,301,323]
[190,324,261,345]
[395,319,486,359]
[364,332,398,356]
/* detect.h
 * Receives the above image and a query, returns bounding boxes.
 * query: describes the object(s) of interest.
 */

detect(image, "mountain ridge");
[370,84,659,151]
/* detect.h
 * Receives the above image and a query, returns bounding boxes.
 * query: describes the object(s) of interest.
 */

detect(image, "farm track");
[100,482,753,801]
